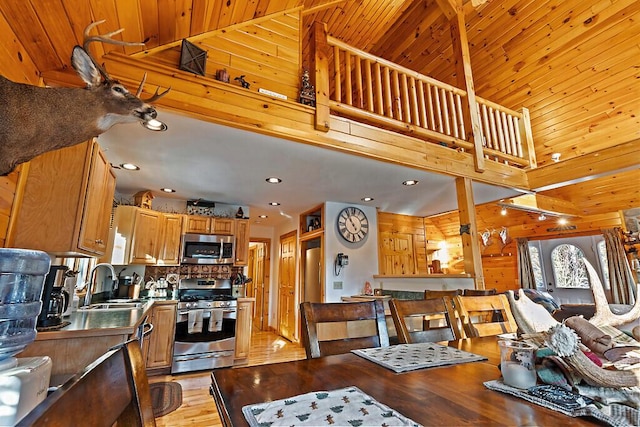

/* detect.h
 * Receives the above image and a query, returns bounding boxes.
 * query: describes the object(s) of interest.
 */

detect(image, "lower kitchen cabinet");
[144,302,177,373]
[234,298,254,363]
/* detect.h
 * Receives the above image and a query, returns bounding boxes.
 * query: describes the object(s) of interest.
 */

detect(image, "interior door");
[278,232,297,341]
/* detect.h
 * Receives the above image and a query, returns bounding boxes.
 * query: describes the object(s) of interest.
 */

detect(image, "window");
[528,244,545,288]
[596,240,610,289]
[551,244,590,288]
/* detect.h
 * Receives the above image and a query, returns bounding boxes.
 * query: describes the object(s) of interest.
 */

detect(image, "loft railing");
[311,24,536,169]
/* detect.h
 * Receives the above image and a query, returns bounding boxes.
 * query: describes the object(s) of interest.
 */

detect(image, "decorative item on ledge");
[215,68,230,83]
[234,75,250,89]
[133,190,154,209]
[186,199,216,216]
[179,39,207,76]
[299,69,316,107]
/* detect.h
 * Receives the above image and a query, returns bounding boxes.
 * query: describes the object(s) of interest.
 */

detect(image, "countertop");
[34,298,177,340]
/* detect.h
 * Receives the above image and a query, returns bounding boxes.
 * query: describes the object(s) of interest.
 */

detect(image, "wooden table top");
[210,337,600,426]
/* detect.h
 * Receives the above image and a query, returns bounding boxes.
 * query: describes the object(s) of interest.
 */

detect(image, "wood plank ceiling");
[0,0,638,217]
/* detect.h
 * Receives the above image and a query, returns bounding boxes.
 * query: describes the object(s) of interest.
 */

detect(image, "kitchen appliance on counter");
[37,265,69,328]
[181,233,235,265]
[0,249,53,425]
[172,278,237,373]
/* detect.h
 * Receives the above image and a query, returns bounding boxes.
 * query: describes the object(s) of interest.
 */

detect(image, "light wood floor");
[151,330,306,426]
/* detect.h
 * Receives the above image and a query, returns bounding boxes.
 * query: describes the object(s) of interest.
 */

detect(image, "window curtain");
[516,238,536,289]
[603,228,636,304]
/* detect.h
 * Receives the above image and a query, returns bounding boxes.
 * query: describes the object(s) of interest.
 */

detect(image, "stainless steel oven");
[181,233,235,265]
[172,279,237,373]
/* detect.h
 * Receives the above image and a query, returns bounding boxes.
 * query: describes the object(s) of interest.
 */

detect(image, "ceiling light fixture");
[258,214,268,219]
[361,197,374,202]
[120,163,140,171]
[141,119,168,132]
[265,177,282,184]
[500,207,507,216]
[558,217,568,225]
[551,153,561,162]
[269,202,280,206]
[538,214,547,221]
[403,179,419,186]
[160,188,175,193]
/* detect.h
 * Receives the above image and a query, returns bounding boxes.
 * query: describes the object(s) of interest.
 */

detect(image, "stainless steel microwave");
[181,233,235,265]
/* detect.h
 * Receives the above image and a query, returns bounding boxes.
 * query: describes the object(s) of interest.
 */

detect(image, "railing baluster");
[426,83,435,131]
[391,70,401,121]
[345,51,353,106]
[365,59,374,112]
[457,94,465,141]
[433,85,443,133]
[355,57,363,109]
[441,88,450,136]
[513,116,524,158]
[401,74,411,125]
[333,45,341,103]
[449,91,458,138]
[507,115,518,157]
[501,111,511,155]
[417,80,427,129]
[374,63,383,115]
[494,109,506,155]
[383,66,393,118]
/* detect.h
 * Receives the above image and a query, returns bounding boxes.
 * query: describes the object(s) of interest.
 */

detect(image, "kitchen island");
[19,300,158,377]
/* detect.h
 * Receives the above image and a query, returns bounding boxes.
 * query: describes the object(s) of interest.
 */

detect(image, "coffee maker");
[37,265,69,328]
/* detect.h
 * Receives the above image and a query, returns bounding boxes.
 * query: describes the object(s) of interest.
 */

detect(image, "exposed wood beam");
[456,177,485,289]
[498,194,581,217]
[434,0,459,21]
[302,0,350,16]
[449,6,485,173]
[527,139,640,192]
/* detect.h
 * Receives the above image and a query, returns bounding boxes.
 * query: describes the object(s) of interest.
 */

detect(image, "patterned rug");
[150,381,182,418]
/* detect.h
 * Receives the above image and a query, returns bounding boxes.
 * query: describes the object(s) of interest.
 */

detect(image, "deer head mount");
[0,20,169,176]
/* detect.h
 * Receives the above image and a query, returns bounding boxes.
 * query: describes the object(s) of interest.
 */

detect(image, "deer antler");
[135,73,170,103]
[82,20,145,79]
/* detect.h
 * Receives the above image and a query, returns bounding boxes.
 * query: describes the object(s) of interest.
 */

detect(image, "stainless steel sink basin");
[78,302,144,311]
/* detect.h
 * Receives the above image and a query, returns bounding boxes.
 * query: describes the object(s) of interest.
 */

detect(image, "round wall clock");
[337,207,369,243]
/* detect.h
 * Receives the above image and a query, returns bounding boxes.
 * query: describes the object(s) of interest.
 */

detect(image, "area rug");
[150,381,182,418]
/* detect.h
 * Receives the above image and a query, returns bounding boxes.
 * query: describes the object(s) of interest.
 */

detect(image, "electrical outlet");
[333,281,343,290]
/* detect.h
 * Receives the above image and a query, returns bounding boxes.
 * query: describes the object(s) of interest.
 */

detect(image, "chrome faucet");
[83,263,117,307]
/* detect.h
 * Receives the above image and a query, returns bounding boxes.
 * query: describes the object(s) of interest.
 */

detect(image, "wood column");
[455,177,485,289]
[448,6,485,173]
[311,21,330,132]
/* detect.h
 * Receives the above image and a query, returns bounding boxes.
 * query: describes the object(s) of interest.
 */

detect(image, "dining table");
[209,336,602,426]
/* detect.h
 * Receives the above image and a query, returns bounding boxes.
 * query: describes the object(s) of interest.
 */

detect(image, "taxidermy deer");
[0,20,169,176]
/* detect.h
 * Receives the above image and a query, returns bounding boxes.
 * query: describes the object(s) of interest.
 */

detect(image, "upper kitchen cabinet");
[299,204,324,241]
[108,206,161,265]
[183,216,235,235]
[156,213,183,266]
[13,140,115,256]
[234,219,250,266]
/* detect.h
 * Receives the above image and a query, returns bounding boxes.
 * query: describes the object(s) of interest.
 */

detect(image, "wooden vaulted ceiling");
[0,0,638,217]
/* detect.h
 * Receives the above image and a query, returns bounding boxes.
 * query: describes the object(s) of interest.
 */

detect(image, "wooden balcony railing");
[312,24,536,169]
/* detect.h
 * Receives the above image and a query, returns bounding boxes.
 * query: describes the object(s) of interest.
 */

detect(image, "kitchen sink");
[78,302,144,311]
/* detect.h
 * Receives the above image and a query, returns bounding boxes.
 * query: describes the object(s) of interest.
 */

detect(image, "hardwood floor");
[151,330,306,426]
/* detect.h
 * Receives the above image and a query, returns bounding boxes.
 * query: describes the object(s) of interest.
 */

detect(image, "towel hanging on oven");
[208,309,224,332]
[188,309,204,334]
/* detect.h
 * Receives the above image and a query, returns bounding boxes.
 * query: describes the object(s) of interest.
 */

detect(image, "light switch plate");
[333,281,343,289]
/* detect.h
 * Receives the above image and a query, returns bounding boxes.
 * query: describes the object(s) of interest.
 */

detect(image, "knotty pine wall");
[148,11,302,101]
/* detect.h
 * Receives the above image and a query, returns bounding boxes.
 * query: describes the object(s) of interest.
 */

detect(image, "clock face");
[337,207,369,243]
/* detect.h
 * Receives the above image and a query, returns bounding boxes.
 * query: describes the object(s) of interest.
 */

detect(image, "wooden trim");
[4,162,30,247]
[455,177,484,289]
[312,21,330,131]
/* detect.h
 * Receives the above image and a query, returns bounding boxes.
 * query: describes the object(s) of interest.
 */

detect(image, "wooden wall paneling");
[156,0,177,45]
[189,0,214,35]
[175,0,194,40]
[87,0,126,56]
[0,12,40,84]
[138,0,160,50]
[113,0,145,56]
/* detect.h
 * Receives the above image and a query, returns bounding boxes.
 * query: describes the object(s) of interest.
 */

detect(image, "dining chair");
[18,339,156,427]
[454,294,517,338]
[424,289,461,299]
[389,297,462,343]
[300,300,390,359]
[462,288,497,296]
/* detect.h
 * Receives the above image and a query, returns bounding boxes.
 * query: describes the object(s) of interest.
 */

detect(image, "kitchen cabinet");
[156,213,183,265]
[183,215,235,235]
[143,302,177,373]
[234,298,254,363]
[13,139,115,256]
[234,219,250,266]
[108,206,161,265]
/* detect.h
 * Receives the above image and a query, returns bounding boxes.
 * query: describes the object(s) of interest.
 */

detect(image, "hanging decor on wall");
[179,39,207,76]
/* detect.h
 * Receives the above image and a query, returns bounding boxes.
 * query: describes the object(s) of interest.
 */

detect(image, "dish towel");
[187,309,204,334]
[208,308,224,332]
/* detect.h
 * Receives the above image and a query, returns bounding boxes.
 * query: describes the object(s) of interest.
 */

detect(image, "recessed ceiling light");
[500,208,508,216]
[266,177,282,184]
[160,188,175,193]
[538,214,547,221]
[141,119,168,132]
[269,202,280,206]
[361,197,374,202]
[120,163,140,171]
[558,217,568,225]
[402,180,419,186]
[258,215,268,219]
